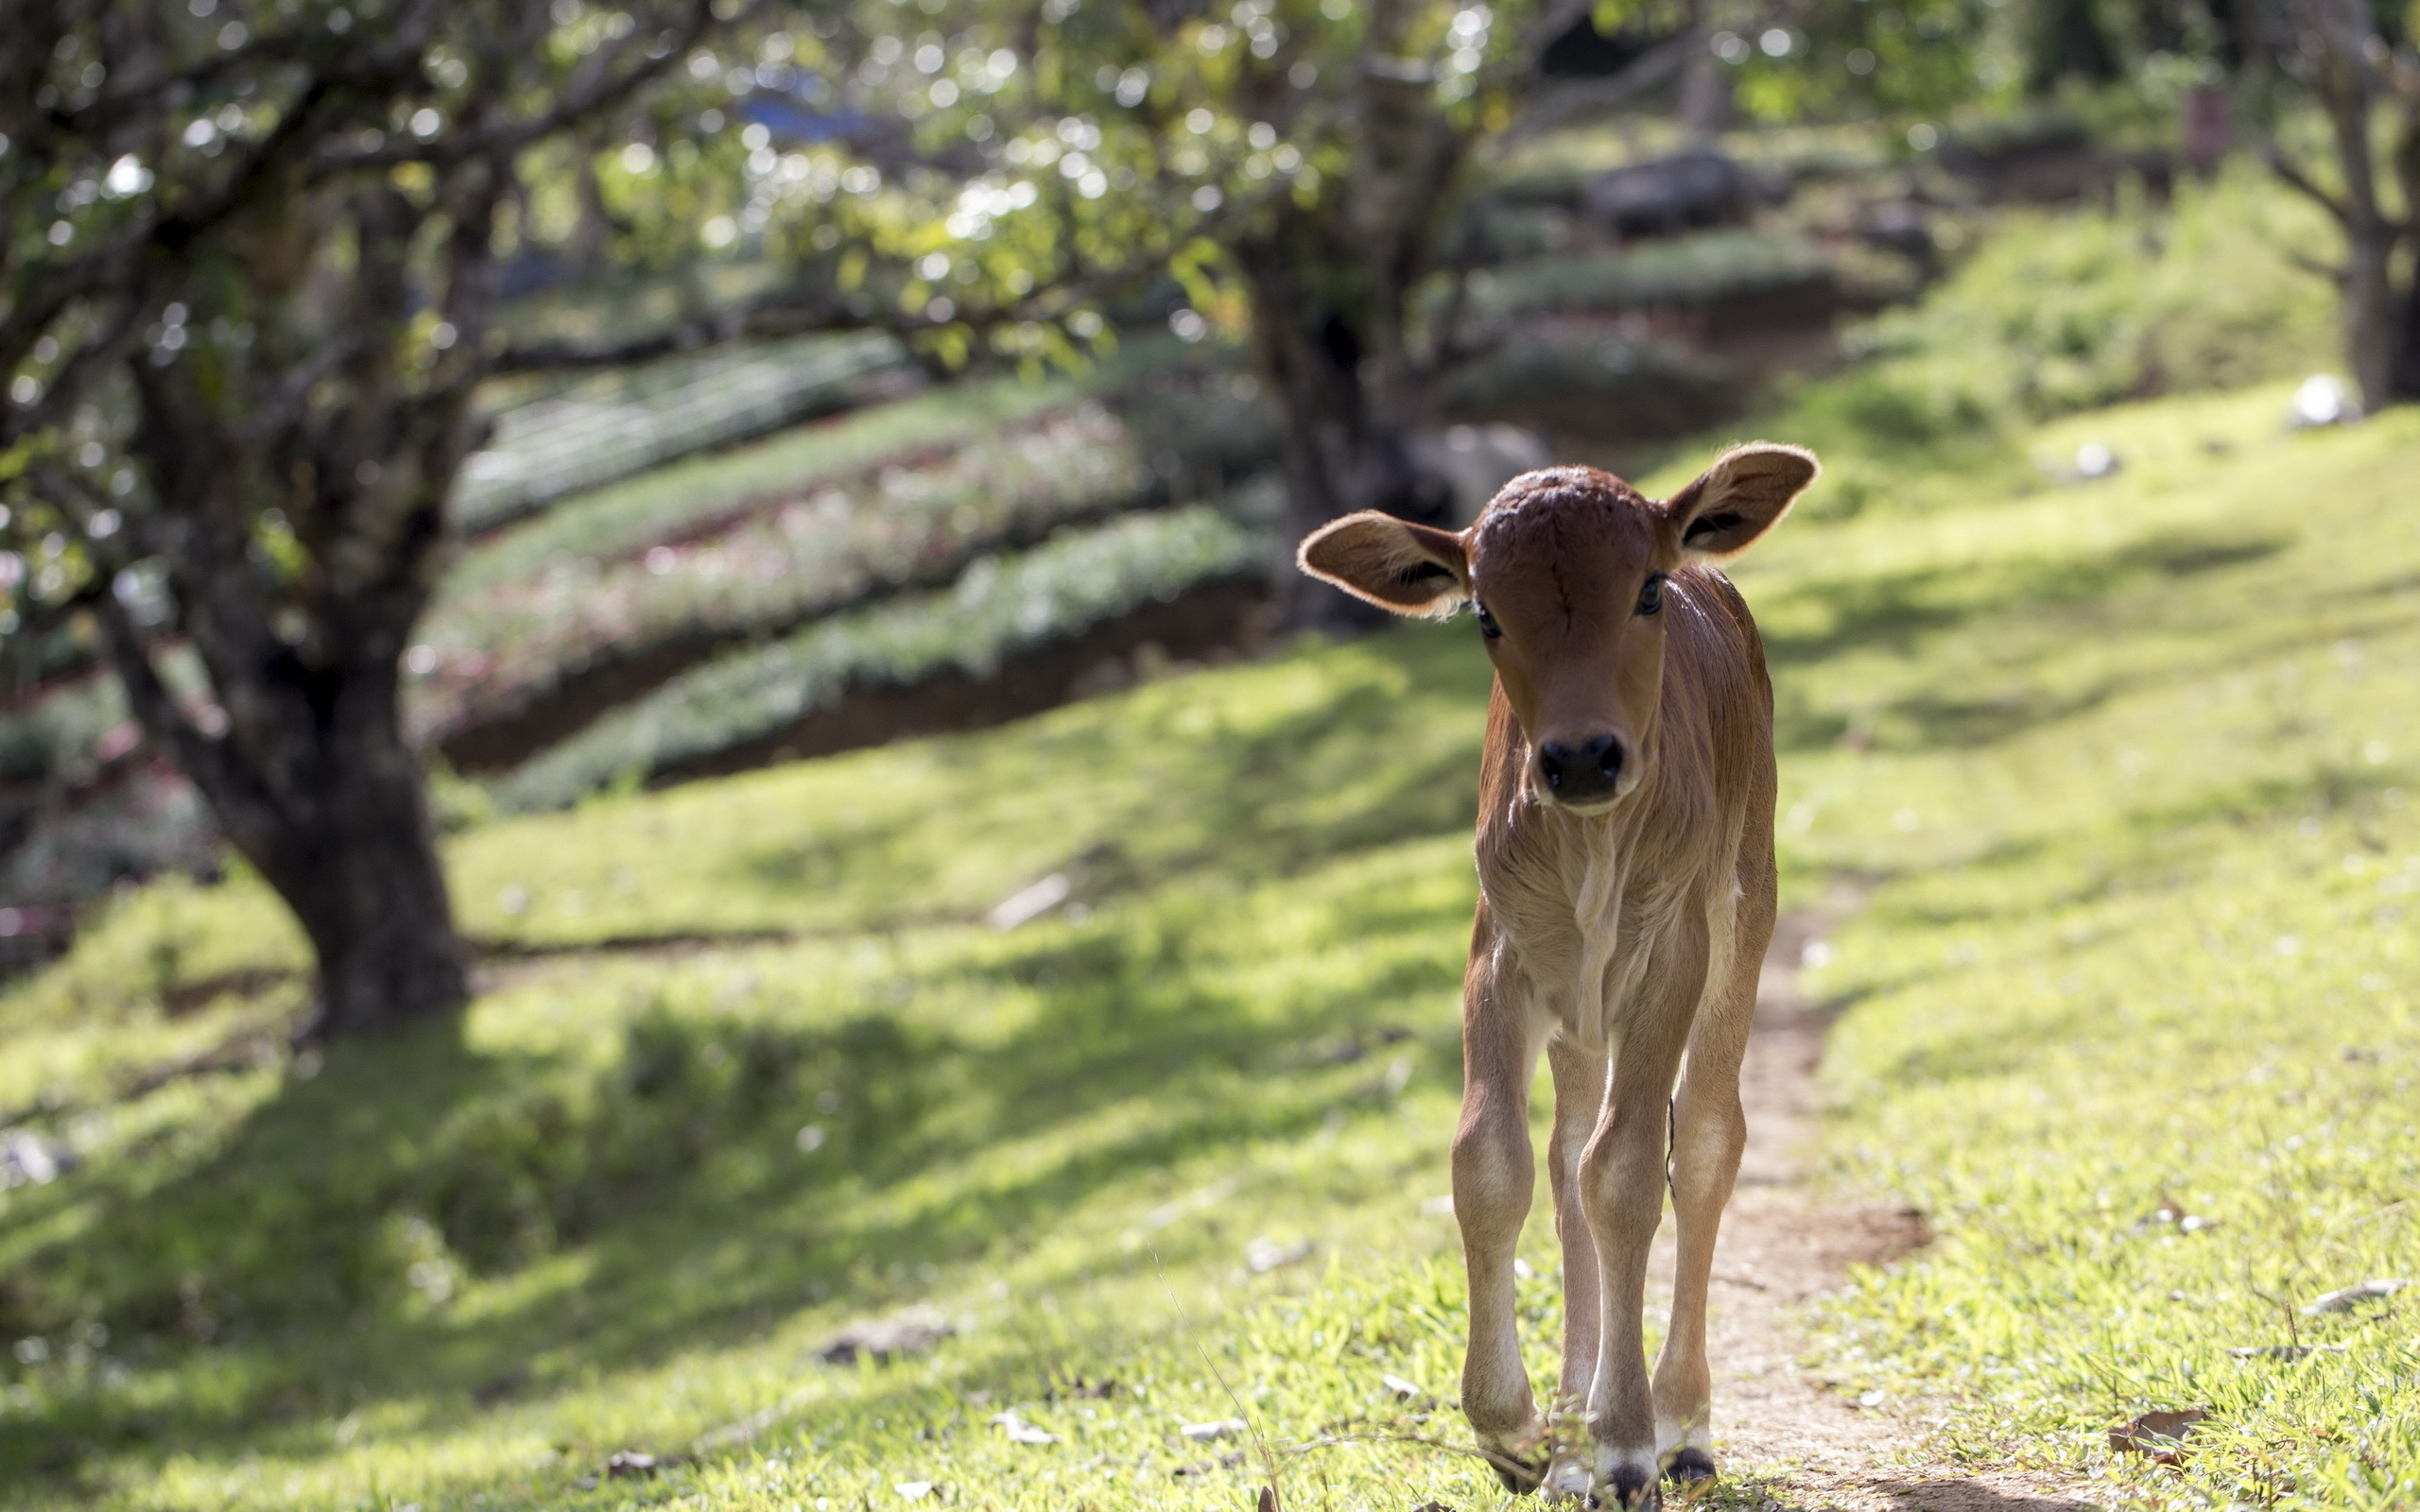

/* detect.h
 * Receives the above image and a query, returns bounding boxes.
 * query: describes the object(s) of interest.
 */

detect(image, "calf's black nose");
[1535,734,1626,804]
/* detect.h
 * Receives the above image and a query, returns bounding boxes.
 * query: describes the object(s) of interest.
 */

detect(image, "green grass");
[1461,229,1837,319]
[7,376,2415,1510]
[3,181,2415,1507]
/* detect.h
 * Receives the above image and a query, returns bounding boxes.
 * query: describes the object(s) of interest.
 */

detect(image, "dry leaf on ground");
[2110,1408,2206,1466]
[810,1305,954,1363]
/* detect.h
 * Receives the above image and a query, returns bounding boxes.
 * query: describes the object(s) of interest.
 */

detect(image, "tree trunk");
[96,579,471,1042]
[86,177,493,1043]
[2392,276,2420,402]
[2288,0,2404,410]
[1242,31,1474,632]
[1234,224,1455,633]
[2342,228,2400,410]
[2391,110,2420,403]
[243,688,469,1040]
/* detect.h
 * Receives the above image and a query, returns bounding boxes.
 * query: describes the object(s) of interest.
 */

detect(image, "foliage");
[493,494,1275,810]
[1708,166,2338,527]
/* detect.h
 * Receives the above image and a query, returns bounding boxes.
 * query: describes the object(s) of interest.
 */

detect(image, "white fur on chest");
[1479,809,1741,1052]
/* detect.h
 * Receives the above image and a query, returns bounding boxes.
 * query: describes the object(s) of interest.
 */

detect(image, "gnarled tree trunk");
[1236,215,1454,633]
[85,174,498,1043]
[100,587,470,1037]
[2275,0,2419,410]
[1242,49,1474,631]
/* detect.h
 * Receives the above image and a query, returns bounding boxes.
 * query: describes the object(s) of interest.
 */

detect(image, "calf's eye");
[1474,603,1501,640]
[1635,574,1665,616]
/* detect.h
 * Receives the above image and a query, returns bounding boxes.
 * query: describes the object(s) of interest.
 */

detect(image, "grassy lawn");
[4,174,2416,1506]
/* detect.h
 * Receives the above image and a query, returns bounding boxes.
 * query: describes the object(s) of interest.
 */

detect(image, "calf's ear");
[1665,443,1819,561]
[1296,511,1472,618]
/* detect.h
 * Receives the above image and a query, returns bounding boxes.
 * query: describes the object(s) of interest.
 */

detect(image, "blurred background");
[1,0,2416,1505]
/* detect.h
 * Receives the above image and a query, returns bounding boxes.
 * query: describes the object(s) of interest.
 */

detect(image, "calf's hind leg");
[1540,1035,1609,1498]
[1580,927,1705,1507]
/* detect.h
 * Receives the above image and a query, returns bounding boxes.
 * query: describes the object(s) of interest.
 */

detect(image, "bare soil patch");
[1665,894,2100,1511]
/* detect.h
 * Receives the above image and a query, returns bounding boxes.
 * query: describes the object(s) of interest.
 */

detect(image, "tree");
[0,0,730,1040]
[755,0,1705,629]
[2262,0,2420,409]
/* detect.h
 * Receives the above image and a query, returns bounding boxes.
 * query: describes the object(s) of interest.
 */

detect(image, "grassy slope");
[6,381,2413,1510]
[4,175,2414,1508]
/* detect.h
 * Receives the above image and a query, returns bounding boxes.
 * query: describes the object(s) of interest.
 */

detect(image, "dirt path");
[1659,901,2100,1511]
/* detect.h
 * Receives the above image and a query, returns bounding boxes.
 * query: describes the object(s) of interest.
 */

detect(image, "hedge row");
[1461,229,1835,319]
[452,331,907,536]
[445,335,1258,601]
[410,402,1157,748]
[494,491,1275,812]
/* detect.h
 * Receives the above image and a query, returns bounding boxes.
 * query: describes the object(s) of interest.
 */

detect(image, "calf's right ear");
[1296,511,1473,618]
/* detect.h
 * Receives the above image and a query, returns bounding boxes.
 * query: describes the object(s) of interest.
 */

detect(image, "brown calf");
[1297,444,1818,1507]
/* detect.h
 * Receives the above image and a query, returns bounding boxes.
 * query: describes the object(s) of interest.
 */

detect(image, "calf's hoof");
[1662,1446,1717,1486]
[1488,1447,1549,1495]
[1590,1461,1660,1510]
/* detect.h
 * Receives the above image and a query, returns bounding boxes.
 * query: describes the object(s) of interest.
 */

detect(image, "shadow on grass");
[0,845,1467,1496]
[1761,526,2292,752]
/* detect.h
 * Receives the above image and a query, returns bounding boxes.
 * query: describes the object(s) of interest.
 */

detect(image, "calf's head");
[1297,443,1817,814]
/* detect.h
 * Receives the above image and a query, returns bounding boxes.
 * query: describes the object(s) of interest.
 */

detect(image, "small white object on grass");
[2304,1277,2409,1315]
[1181,1418,1248,1442]
[2290,374,2357,429]
[1244,1236,1314,1274]
[896,1482,934,1500]
[990,1409,1060,1445]
[2074,441,2118,479]
[988,872,1071,930]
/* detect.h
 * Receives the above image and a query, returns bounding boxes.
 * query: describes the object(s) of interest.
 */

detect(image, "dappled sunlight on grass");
[6,357,2420,1505]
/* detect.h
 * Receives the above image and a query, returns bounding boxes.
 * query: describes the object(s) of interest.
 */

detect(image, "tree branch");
[26,464,247,815]
[2282,246,2349,282]
[1495,33,1694,148]
[2263,143,2355,228]
[310,0,733,180]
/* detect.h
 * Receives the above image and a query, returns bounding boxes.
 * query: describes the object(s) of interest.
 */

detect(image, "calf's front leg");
[1453,923,1545,1485]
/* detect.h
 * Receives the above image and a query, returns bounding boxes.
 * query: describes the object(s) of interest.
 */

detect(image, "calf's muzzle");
[1535,732,1628,807]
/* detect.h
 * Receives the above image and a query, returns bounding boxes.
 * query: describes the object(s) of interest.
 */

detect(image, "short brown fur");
[1297,444,1818,1506]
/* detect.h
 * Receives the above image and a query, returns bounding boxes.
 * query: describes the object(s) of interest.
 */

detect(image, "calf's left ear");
[1664,442,1820,561]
